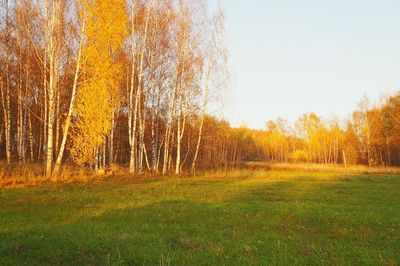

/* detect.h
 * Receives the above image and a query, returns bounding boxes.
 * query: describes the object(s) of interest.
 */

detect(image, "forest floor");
[0,170,399,265]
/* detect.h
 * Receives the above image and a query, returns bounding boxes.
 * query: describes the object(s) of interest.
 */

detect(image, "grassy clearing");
[0,170,399,265]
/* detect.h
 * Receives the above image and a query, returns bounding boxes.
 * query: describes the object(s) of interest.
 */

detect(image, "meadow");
[0,169,399,265]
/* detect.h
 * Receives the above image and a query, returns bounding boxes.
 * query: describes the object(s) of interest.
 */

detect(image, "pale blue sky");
[215,0,400,129]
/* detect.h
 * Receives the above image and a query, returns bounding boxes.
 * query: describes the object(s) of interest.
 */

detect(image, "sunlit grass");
[245,161,400,175]
[0,169,399,265]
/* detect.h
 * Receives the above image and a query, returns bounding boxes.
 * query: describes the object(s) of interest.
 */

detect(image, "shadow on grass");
[1,174,399,265]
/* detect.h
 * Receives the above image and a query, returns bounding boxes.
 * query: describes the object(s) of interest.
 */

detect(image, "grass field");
[1,170,399,265]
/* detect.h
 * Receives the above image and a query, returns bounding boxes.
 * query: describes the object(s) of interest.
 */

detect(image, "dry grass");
[2,160,400,189]
[0,162,98,188]
[0,162,167,188]
[245,161,400,175]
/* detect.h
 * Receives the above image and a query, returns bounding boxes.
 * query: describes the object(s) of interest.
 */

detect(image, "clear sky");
[215,0,400,129]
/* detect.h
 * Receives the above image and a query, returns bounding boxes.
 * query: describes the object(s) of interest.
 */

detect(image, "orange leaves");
[70,0,127,165]
[85,0,127,52]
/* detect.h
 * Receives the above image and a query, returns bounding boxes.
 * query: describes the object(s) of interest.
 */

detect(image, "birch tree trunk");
[163,74,180,175]
[128,0,136,173]
[151,89,156,171]
[53,12,85,177]
[55,79,60,156]
[129,0,152,174]
[1,0,11,164]
[191,60,211,175]
[109,108,115,164]
[138,89,144,174]
[17,26,24,163]
[175,35,188,175]
[46,0,61,178]
[175,90,187,175]
[28,112,34,162]
[162,102,173,175]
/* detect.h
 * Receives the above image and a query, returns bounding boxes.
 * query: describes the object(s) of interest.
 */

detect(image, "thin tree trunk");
[156,136,164,171]
[43,44,48,165]
[386,133,391,166]
[174,34,188,175]
[53,14,85,176]
[129,0,152,174]
[46,0,61,178]
[191,58,211,175]
[142,143,151,171]
[55,80,60,155]
[128,0,136,173]
[109,108,115,164]
[103,137,106,168]
[151,85,157,172]
[28,112,34,162]
[180,132,190,173]
[0,74,10,164]
[1,0,11,164]
[138,95,145,174]
[162,86,176,175]
[175,84,184,175]
[17,28,24,163]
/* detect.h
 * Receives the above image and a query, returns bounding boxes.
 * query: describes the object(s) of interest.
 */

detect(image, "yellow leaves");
[85,0,127,53]
[70,0,127,165]
[70,79,113,165]
[289,150,308,163]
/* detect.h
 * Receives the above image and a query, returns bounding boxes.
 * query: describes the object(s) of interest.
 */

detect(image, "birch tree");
[52,0,87,176]
[128,0,152,174]
[191,9,228,175]
[42,0,62,177]
[0,0,11,164]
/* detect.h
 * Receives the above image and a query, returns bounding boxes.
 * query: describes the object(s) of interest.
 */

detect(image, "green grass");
[0,170,399,265]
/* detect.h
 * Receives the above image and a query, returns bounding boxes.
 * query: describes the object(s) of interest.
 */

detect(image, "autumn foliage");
[236,95,400,167]
[1,0,400,180]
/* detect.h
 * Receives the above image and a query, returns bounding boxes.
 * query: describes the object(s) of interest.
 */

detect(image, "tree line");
[0,0,229,177]
[240,94,400,167]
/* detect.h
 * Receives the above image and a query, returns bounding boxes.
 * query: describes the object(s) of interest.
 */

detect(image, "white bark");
[53,11,85,176]
[175,36,188,175]
[1,0,11,164]
[191,58,211,174]
[129,0,152,174]
[28,112,34,162]
[46,0,61,178]
[109,108,115,164]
